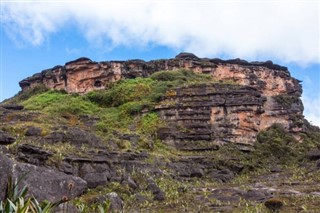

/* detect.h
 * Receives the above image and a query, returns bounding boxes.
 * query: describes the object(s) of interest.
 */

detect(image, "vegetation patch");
[1,83,49,105]
[23,90,100,116]
[273,94,300,109]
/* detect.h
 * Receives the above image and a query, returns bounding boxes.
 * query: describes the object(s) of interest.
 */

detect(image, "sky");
[0,0,319,126]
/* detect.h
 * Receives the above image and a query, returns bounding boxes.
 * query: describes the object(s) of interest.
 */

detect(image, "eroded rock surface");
[19,53,300,98]
[156,83,303,148]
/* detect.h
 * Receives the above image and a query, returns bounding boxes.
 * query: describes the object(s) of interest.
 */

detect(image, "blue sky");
[1,1,319,126]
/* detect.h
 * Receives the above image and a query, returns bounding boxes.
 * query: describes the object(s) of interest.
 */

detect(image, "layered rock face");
[19,53,303,146]
[156,84,267,150]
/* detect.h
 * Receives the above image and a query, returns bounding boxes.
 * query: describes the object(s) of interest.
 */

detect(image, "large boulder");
[0,156,89,203]
[25,126,42,136]
[79,163,111,188]
[12,163,87,203]
[0,130,16,145]
[0,153,13,201]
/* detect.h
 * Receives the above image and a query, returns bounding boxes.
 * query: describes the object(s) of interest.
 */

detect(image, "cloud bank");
[2,1,319,65]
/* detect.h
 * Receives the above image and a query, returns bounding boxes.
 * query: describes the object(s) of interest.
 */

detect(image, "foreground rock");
[0,153,87,202]
[0,154,12,200]
[0,130,16,145]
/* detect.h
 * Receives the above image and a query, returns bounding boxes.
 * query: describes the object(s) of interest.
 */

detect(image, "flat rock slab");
[1,104,24,110]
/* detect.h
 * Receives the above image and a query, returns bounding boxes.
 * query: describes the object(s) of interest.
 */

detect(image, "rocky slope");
[0,53,319,212]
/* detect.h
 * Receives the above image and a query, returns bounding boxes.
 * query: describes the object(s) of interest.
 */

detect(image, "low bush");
[150,69,211,83]
[23,90,99,116]
[2,84,49,105]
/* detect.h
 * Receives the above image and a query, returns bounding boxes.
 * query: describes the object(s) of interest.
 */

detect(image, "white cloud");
[302,93,320,127]
[2,1,319,65]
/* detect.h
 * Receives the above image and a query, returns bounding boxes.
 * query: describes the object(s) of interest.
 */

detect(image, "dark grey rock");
[0,130,15,145]
[79,115,100,127]
[2,104,24,110]
[209,188,244,203]
[43,127,101,147]
[17,144,53,165]
[0,153,12,201]
[82,172,109,188]
[135,194,148,203]
[79,163,110,188]
[270,166,282,173]
[121,134,140,143]
[59,161,75,175]
[153,190,165,201]
[25,126,42,136]
[307,150,320,161]
[146,178,165,201]
[169,162,204,177]
[243,189,273,202]
[147,181,161,195]
[122,175,138,190]
[54,202,80,213]
[106,192,123,212]
[208,169,234,183]
[12,162,87,203]
[0,146,9,154]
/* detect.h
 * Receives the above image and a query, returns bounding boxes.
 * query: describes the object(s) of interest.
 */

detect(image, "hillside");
[1,54,320,212]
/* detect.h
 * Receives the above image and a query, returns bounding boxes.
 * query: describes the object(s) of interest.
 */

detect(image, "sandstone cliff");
[19,53,304,147]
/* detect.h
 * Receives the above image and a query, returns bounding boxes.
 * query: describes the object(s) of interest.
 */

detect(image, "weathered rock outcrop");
[19,53,304,147]
[0,153,87,202]
[19,53,300,97]
[156,84,267,149]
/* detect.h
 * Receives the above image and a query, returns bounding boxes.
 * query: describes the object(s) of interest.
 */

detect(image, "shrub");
[264,198,284,213]
[119,101,153,116]
[23,90,99,116]
[150,69,211,83]
[139,113,164,138]
[2,84,49,105]
[255,124,299,165]
[86,78,155,107]
[273,94,300,109]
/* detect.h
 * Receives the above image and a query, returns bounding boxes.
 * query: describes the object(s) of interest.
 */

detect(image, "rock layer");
[19,53,300,97]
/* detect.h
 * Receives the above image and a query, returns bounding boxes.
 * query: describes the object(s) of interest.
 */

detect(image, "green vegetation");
[264,198,284,213]
[1,84,49,105]
[273,94,301,109]
[86,69,211,109]
[23,90,99,116]
[150,69,211,82]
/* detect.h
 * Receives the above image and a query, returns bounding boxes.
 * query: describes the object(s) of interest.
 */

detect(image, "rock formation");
[1,53,319,212]
[19,53,304,147]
